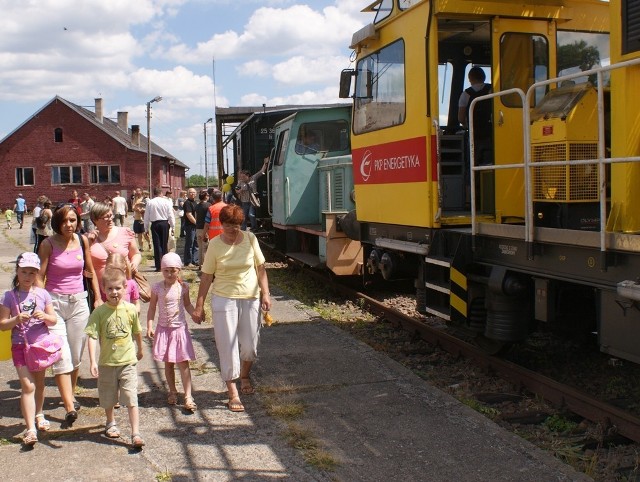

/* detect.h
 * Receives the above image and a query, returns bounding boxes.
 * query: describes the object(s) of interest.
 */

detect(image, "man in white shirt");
[112,190,128,227]
[143,187,176,271]
[80,192,95,233]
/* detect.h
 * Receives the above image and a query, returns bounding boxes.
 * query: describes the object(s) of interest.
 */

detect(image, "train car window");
[295,121,350,155]
[438,62,453,127]
[500,33,548,107]
[557,31,610,86]
[374,0,393,24]
[398,0,420,11]
[353,39,406,134]
[623,0,640,54]
[275,129,290,166]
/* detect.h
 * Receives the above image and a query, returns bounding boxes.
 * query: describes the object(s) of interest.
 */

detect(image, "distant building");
[0,96,188,209]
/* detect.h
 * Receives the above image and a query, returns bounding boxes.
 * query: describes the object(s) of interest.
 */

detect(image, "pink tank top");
[44,239,85,294]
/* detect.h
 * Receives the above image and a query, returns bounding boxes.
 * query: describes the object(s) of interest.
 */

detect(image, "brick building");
[0,96,188,210]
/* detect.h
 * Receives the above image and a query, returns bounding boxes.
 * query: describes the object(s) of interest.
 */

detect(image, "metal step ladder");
[423,254,452,321]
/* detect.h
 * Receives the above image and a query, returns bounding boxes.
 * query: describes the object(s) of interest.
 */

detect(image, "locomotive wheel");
[474,335,510,356]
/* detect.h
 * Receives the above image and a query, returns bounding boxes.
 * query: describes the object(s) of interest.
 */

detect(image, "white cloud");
[240,85,343,108]
[271,55,350,85]
[237,60,271,77]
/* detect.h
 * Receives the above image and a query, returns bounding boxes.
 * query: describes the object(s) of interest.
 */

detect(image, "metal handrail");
[468,58,640,260]
[468,88,527,241]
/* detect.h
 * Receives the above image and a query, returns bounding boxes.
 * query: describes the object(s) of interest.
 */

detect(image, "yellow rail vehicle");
[338,0,640,363]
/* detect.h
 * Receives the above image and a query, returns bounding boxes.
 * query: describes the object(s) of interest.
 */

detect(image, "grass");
[258,380,339,472]
[284,424,339,471]
[155,469,173,481]
[544,414,579,433]
[460,397,500,419]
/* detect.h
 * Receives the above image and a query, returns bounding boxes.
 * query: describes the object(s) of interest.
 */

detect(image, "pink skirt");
[152,324,196,363]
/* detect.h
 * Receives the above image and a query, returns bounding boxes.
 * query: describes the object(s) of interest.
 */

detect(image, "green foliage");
[544,414,578,433]
[187,174,218,188]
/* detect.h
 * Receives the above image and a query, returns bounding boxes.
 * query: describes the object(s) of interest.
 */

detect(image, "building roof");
[1,95,188,169]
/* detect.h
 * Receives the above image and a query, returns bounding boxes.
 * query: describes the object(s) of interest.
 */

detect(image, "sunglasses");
[55,202,78,212]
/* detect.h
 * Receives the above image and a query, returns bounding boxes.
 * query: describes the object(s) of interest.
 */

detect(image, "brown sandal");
[167,392,178,405]
[23,429,38,446]
[184,396,197,412]
[227,397,245,412]
[131,434,145,448]
[240,378,254,395]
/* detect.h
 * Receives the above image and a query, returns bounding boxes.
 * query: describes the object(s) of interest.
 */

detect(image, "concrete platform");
[0,219,589,481]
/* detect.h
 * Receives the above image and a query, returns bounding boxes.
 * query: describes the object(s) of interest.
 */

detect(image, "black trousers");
[151,220,170,270]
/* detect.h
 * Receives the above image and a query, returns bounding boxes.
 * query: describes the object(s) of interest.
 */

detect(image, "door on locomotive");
[436,17,554,222]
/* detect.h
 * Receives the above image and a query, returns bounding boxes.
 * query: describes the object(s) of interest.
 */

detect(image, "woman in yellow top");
[193,205,271,412]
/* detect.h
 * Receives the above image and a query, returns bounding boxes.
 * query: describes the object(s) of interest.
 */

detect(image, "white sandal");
[35,413,50,431]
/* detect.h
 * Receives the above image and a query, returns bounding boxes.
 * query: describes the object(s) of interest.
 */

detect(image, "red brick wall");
[0,99,185,211]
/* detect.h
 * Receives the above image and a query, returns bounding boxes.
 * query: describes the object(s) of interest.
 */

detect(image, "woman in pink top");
[88,202,142,298]
[37,204,101,426]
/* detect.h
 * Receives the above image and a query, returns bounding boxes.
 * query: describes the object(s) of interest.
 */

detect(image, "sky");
[0,0,369,177]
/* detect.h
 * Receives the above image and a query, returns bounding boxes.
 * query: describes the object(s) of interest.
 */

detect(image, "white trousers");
[211,295,261,381]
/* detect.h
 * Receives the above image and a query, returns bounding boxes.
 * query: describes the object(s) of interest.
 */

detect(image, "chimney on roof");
[131,125,140,146]
[117,112,128,132]
[95,98,103,123]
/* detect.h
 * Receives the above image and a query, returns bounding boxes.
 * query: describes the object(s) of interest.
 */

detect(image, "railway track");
[266,245,640,444]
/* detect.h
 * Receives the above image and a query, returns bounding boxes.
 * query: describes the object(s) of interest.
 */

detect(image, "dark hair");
[199,190,209,201]
[219,204,244,225]
[469,66,486,83]
[51,204,80,234]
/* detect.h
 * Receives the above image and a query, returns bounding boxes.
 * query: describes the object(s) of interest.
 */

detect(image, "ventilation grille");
[532,142,599,202]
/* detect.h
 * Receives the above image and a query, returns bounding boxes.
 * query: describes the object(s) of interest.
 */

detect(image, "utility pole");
[146,96,162,194]
[204,118,213,189]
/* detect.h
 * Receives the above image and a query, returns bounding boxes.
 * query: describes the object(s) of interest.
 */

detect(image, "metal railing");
[469,58,640,259]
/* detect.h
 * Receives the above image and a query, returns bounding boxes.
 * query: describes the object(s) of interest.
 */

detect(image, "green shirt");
[85,301,141,366]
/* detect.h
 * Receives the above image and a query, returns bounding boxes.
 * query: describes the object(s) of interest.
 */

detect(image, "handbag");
[11,291,63,372]
[23,330,64,372]
[249,190,261,208]
[78,234,95,312]
[133,271,151,303]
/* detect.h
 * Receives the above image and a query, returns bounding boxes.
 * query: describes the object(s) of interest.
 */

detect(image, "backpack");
[465,84,492,138]
[36,211,49,230]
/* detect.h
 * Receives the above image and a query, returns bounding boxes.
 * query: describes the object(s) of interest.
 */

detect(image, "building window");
[90,165,120,184]
[16,168,34,186]
[52,166,82,185]
[54,128,63,143]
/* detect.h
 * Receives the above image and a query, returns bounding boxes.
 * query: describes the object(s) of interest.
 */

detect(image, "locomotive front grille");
[532,142,598,202]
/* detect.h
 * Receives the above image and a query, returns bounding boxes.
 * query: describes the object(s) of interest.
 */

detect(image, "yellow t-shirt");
[201,231,265,299]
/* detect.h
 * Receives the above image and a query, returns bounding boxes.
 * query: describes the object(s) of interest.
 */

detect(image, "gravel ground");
[267,260,640,482]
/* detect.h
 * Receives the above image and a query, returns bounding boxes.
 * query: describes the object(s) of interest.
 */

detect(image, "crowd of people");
[0,183,271,449]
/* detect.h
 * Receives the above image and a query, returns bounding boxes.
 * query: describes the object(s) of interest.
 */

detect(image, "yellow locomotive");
[338,0,640,362]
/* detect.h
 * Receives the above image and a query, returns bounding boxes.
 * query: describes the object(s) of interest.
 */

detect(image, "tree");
[186,174,218,188]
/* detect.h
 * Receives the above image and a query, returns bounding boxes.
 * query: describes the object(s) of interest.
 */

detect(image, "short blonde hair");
[102,267,127,289]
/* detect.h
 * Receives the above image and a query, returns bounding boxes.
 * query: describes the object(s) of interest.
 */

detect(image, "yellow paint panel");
[356,181,435,227]
[450,292,467,317]
[450,268,467,290]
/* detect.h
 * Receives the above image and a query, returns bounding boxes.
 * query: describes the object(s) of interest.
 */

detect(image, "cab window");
[353,39,406,134]
[500,33,548,107]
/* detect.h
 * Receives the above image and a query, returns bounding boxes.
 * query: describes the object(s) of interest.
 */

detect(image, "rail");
[469,57,640,259]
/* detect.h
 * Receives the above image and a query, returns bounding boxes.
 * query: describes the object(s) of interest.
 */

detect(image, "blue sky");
[0,0,368,176]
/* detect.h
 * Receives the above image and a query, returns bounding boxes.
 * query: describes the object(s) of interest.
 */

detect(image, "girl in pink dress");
[146,253,197,411]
